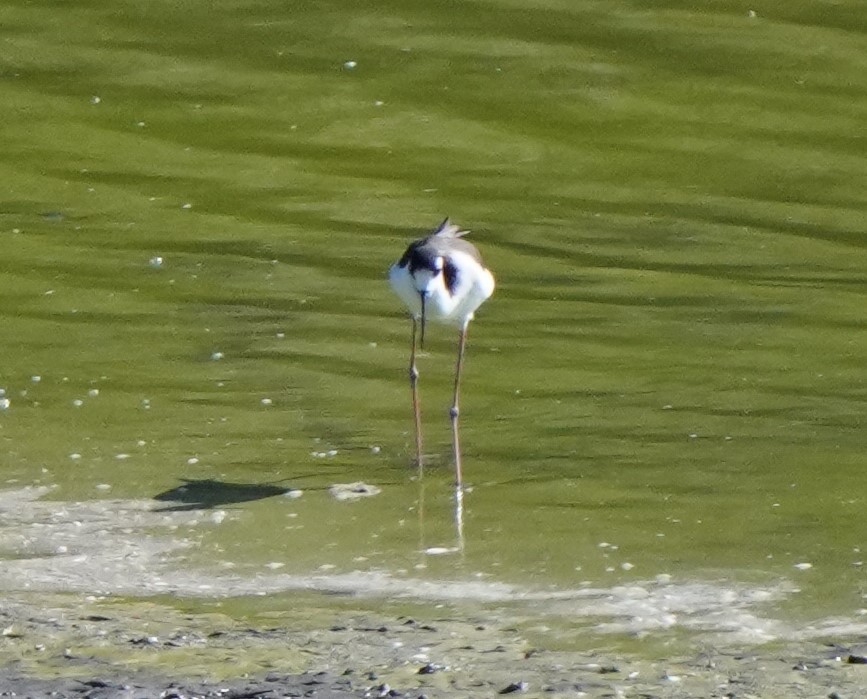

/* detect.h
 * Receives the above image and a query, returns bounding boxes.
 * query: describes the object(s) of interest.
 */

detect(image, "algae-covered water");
[2,0,867,652]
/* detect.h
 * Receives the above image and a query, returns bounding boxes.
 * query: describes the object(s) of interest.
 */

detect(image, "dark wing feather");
[443,257,460,296]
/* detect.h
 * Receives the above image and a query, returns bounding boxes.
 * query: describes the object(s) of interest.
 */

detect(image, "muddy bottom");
[2,593,866,698]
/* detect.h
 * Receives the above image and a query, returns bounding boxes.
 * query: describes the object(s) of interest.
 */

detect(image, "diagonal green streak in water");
[1,0,867,641]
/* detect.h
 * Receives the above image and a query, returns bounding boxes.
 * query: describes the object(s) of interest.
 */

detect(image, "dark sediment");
[0,673,364,699]
[2,595,866,698]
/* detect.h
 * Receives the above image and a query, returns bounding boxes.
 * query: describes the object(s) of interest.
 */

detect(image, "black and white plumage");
[388,218,495,487]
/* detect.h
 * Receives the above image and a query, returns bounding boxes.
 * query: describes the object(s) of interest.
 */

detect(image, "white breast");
[388,262,424,318]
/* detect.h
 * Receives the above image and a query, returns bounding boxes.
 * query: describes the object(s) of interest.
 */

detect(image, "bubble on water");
[187,457,199,465]
[793,562,812,570]
[31,375,41,383]
[284,489,303,499]
[370,445,381,454]
[72,399,84,407]
[329,482,381,501]
[90,95,101,104]
[69,453,82,460]
[210,351,224,361]
[261,398,273,406]
[149,256,164,268]
[343,60,357,69]
[0,398,10,410]
[181,202,192,209]
[95,484,112,491]
[88,388,100,397]
[115,453,130,460]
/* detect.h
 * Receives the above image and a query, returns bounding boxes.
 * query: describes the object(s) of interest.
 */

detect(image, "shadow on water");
[152,478,293,512]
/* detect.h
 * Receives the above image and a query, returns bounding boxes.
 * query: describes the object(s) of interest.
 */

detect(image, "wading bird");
[388,218,495,487]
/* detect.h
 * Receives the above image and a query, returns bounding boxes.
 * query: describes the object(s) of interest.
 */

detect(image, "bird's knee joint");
[409,366,419,381]
[449,405,460,419]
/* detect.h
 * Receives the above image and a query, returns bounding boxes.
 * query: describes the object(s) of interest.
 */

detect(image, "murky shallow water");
[2,0,867,657]
[1,484,864,654]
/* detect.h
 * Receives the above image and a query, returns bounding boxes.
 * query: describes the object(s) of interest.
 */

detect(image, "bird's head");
[410,254,444,294]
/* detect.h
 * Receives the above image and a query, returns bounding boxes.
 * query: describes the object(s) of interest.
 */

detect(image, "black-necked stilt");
[388,218,495,487]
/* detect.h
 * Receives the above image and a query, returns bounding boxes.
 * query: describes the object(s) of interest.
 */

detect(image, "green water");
[2,0,867,644]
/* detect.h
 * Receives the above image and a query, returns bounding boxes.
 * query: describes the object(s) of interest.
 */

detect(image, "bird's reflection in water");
[416,477,465,557]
